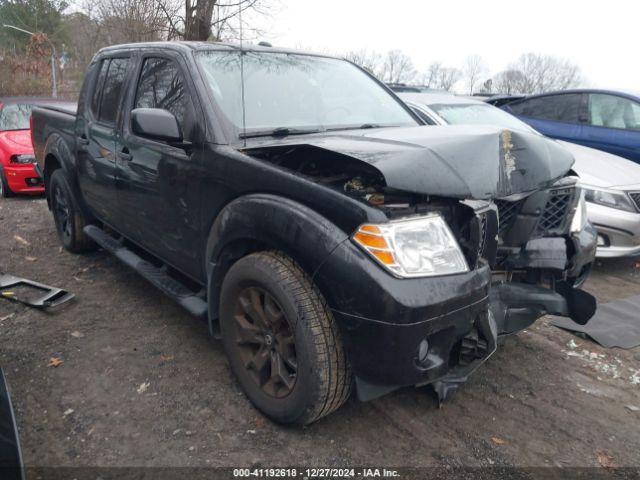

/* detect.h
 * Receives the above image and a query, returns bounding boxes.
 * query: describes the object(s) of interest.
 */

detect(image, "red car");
[0,98,66,197]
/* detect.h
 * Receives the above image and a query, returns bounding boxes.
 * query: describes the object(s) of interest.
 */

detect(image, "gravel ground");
[1,196,639,474]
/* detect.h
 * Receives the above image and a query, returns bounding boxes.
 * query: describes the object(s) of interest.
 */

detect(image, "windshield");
[430,103,536,133]
[0,104,32,131]
[195,51,417,136]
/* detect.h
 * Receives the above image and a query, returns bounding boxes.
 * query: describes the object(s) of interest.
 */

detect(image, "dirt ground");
[1,196,639,473]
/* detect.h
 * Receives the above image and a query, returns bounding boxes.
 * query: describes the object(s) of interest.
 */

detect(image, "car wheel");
[50,169,96,253]
[219,251,352,425]
[0,168,15,198]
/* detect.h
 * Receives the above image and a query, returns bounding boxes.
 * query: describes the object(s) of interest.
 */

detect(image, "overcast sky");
[251,0,637,91]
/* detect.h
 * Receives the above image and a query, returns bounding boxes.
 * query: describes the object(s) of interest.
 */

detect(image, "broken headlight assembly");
[582,185,636,213]
[9,154,36,164]
[352,214,469,278]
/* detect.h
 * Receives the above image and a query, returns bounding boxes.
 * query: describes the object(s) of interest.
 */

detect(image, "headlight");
[570,189,587,233]
[352,214,469,278]
[10,154,36,164]
[582,185,636,213]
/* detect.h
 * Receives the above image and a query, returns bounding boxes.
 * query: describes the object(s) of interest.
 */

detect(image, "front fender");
[205,194,350,323]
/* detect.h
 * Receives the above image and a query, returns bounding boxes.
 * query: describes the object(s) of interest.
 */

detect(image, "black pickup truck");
[31,41,597,425]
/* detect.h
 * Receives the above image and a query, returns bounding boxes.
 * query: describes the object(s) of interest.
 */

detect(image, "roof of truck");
[98,41,330,58]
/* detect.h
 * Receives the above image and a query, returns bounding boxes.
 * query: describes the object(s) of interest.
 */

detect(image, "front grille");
[536,188,573,235]
[495,199,523,236]
[630,192,640,211]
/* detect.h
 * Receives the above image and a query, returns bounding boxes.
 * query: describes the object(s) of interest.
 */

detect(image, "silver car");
[399,92,640,258]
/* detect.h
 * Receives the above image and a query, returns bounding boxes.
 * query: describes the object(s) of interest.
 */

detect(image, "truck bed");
[31,102,78,173]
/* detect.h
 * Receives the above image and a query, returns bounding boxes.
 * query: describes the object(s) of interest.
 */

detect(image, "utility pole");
[2,24,58,98]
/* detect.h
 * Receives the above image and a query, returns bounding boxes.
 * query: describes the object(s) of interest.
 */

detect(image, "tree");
[0,0,69,52]
[462,54,487,95]
[421,61,443,88]
[344,49,383,76]
[492,53,582,94]
[181,0,267,41]
[436,67,461,91]
[379,49,416,84]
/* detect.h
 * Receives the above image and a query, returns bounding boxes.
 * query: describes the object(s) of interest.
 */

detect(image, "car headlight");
[582,185,636,213]
[570,189,587,233]
[10,154,36,164]
[352,214,469,278]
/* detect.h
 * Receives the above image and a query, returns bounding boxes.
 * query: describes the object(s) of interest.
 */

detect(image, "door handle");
[118,148,132,161]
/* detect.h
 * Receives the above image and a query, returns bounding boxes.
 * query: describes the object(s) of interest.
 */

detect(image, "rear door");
[581,93,640,163]
[115,52,205,278]
[76,56,132,225]
[505,93,586,143]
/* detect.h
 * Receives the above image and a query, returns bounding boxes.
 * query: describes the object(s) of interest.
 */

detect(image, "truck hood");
[0,130,33,153]
[557,140,640,189]
[244,125,574,199]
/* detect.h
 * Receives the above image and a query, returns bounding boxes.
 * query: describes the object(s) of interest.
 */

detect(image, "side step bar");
[84,226,208,319]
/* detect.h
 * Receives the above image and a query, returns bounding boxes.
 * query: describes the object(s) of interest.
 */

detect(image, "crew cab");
[31,42,597,425]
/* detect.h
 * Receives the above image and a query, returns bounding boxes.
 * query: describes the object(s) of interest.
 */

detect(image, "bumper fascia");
[4,164,44,194]
[314,234,596,400]
[587,202,640,258]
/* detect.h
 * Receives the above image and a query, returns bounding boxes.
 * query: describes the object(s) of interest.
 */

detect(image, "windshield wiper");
[326,124,399,132]
[239,127,323,139]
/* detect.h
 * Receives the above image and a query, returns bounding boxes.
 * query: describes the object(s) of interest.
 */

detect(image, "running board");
[84,226,208,318]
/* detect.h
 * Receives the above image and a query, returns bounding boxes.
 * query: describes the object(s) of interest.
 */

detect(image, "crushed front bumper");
[314,229,597,402]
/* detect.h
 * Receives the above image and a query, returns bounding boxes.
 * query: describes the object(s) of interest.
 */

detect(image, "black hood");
[243,125,575,199]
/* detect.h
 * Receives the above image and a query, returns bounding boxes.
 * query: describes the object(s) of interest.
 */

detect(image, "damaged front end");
[242,125,597,402]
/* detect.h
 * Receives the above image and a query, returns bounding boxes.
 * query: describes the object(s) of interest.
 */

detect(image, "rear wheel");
[0,168,14,198]
[50,169,95,253]
[219,251,351,425]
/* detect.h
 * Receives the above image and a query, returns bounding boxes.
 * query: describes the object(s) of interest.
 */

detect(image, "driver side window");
[134,57,196,140]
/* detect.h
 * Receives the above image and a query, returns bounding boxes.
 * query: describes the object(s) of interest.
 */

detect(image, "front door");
[115,54,205,278]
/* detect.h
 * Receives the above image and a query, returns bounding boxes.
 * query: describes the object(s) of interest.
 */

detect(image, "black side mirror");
[131,108,183,143]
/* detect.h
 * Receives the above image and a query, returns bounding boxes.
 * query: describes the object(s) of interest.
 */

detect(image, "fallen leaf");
[25,256,37,262]
[63,408,74,417]
[159,354,174,362]
[70,331,84,338]
[0,313,15,321]
[48,357,63,367]
[255,416,266,429]
[491,437,507,445]
[137,381,150,394]
[14,235,30,246]
[597,451,615,470]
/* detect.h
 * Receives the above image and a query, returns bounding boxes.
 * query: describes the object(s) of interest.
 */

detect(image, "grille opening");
[629,192,640,211]
[536,189,573,234]
[495,199,523,237]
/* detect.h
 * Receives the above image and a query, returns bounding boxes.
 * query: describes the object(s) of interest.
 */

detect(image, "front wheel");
[219,251,351,425]
[49,169,95,253]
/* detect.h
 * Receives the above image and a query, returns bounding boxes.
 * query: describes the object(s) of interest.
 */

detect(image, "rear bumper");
[4,164,44,194]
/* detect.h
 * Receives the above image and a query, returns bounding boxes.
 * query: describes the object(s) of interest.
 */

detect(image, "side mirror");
[131,108,182,143]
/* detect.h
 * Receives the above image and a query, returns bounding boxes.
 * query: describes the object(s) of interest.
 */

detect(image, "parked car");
[32,42,596,425]
[397,92,640,258]
[0,97,70,197]
[495,89,640,164]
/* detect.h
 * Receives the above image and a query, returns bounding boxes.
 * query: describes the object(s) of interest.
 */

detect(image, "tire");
[219,251,351,425]
[49,169,95,253]
[0,168,14,198]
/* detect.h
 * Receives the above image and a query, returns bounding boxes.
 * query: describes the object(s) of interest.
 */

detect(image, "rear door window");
[98,58,131,125]
[589,94,640,130]
[509,94,582,123]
